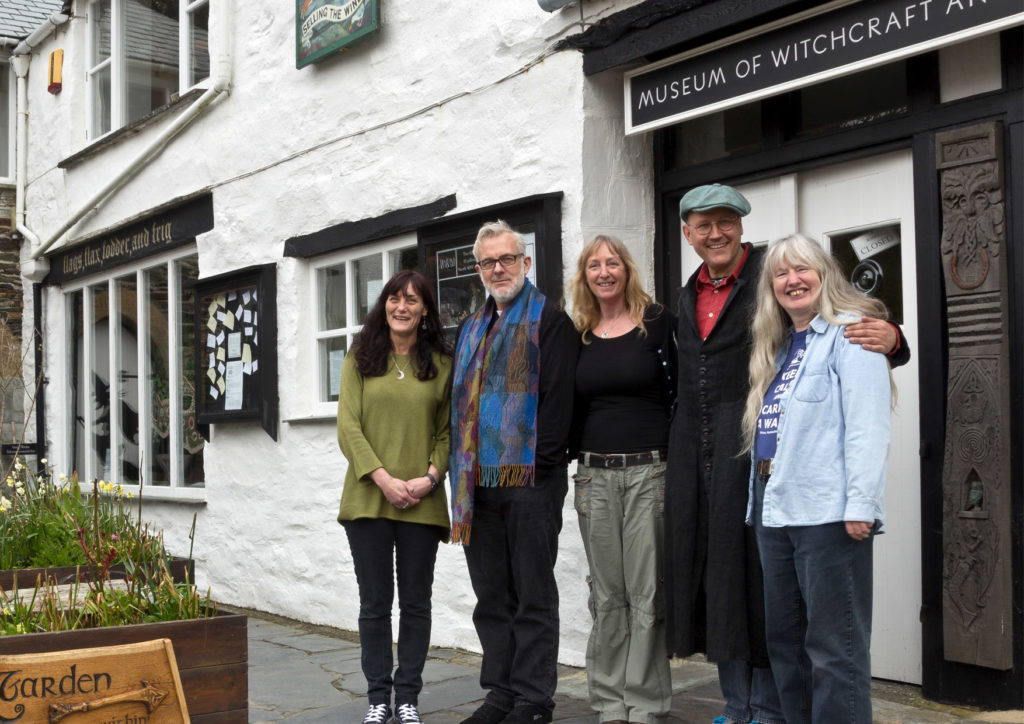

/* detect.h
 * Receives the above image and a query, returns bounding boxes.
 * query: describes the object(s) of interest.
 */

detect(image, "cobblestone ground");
[241,608,1024,724]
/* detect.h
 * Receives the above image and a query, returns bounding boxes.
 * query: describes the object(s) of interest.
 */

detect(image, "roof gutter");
[25,0,233,264]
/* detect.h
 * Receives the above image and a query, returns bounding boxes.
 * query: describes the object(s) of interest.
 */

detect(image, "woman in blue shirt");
[741,233,894,724]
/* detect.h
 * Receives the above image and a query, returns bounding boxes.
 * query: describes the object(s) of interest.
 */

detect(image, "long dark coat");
[664,243,770,666]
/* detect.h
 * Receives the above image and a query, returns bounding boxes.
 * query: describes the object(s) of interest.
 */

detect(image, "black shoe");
[500,704,553,724]
[460,702,509,724]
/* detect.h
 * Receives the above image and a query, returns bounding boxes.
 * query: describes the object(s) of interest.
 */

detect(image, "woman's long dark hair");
[352,270,451,380]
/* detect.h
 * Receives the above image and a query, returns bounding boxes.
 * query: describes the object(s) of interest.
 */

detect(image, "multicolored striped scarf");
[449,280,545,544]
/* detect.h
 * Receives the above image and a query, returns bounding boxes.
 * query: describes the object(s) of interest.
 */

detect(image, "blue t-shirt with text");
[755,329,808,462]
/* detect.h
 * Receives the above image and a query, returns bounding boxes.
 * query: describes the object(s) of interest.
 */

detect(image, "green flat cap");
[679,184,751,220]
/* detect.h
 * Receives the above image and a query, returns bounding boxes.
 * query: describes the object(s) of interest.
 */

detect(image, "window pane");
[91,0,111,65]
[321,337,347,404]
[91,64,112,137]
[188,2,210,86]
[354,253,383,322]
[91,284,111,481]
[147,265,170,486]
[388,246,419,275]
[69,291,85,479]
[178,257,205,486]
[321,263,347,330]
[789,61,909,140]
[115,276,140,484]
[669,104,763,168]
[124,0,180,125]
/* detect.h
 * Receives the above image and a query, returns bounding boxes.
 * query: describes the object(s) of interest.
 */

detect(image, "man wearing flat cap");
[663,183,909,724]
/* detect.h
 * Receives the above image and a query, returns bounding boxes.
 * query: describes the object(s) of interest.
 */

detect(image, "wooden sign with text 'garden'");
[0,638,188,724]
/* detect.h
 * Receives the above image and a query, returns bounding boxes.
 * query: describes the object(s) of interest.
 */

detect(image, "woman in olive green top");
[337,269,452,724]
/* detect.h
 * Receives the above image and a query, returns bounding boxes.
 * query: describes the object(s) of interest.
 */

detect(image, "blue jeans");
[717,659,785,724]
[464,471,568,714]
[753,476,874,724]
[343,518,442,707]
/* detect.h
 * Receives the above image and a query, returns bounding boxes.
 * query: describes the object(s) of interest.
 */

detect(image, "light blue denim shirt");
[746,314,892,530]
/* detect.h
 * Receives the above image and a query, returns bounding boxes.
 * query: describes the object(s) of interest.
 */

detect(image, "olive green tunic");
[336,351,451,536]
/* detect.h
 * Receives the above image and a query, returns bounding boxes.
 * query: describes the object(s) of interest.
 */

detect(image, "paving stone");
[241,608,1020,724]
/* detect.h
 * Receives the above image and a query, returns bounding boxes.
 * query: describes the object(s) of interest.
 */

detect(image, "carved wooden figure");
[936,121,1012,671]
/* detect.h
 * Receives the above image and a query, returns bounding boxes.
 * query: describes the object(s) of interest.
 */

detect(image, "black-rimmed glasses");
[476,253,524,270]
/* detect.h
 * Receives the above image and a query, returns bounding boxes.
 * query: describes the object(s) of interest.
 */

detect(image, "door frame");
[652,33,1024,708]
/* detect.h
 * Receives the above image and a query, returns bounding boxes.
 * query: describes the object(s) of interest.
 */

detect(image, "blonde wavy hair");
[570,234,653,343]
[741,233,894,452]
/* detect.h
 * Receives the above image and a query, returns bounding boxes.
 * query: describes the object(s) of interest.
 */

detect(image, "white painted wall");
[19,0,654,666]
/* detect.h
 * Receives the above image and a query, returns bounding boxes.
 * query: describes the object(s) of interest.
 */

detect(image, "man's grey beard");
[483,269,527,305]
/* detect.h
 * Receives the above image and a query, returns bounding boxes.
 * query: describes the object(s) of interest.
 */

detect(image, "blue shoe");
[712,718,742,724]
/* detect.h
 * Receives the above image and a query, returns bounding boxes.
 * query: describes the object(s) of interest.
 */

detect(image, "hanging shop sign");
[296,0,379,68]
[625,0,1024,134]
[45,195,214,286]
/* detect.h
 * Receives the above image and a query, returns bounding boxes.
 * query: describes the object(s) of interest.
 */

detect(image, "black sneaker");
[501,704,552,724]
[460,702,510,724]
[362,703,392,724]
[395,703,423,723]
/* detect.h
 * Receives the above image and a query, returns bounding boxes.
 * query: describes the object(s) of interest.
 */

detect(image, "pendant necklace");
[392,354,411,380]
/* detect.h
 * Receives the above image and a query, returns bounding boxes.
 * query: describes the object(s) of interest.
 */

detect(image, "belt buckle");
[607,454,626,469]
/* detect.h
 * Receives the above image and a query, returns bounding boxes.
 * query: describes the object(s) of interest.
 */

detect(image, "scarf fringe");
[451,522,472,546]
[479,464,535,488]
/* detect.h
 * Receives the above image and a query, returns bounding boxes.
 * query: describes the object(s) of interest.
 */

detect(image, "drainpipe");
[30,0,233,261]
[11,14,69,282]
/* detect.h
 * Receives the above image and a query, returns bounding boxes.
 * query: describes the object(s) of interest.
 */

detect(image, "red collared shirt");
[695,244,750,340]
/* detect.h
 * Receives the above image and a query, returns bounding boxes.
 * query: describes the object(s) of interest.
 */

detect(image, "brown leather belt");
[756,458,774,477]
[580,450,666,469]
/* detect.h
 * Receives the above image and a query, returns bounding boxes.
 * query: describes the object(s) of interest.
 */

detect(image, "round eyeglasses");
[689,218,739,236]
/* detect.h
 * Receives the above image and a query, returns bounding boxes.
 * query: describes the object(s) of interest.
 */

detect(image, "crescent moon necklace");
[391,354,411,380]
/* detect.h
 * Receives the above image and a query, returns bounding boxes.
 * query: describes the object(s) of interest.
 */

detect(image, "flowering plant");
[0,459,215,634]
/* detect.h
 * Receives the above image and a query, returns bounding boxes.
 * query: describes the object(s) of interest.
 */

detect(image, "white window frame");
[180,0,210,90]
[310,234,418,417]
[0,58,14,183]
[62,245,205,502]
[86,0,211,140]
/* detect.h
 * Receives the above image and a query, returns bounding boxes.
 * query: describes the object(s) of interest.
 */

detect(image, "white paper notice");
[243,290,251,304]
[224,360,243,410]
[329,349,345,397]
[209,385,219,400]
[243,361,252,375]
[227,332,242,359]
[206,333,216,348]
[244,309,252,323]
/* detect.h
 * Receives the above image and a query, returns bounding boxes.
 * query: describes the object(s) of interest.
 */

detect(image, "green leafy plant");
[0,461,215,634]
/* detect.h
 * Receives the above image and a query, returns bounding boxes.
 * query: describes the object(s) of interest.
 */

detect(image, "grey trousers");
[574,458,671,724]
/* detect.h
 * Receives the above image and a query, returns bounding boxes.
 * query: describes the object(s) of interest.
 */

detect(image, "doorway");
[679,149,922,683]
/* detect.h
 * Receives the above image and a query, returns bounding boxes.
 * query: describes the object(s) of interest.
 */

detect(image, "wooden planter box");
[0,556,195,590]
[0,610,247,723]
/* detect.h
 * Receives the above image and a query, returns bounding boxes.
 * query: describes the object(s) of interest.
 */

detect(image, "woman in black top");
[570,234,677,724]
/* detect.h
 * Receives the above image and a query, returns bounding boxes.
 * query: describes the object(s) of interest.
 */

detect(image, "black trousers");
[464,470,568,714]
[343,518,442,706]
